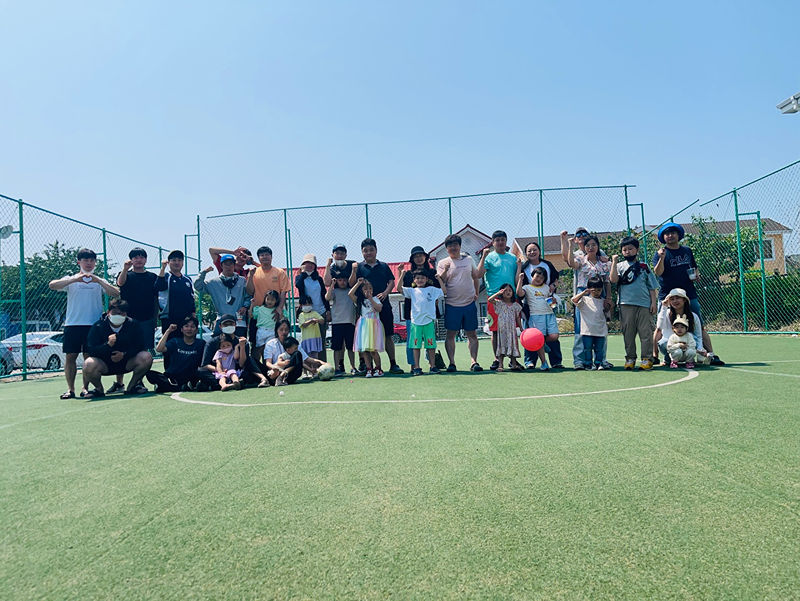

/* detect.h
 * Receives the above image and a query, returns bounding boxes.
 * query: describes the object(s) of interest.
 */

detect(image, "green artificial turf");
[1,335,799,599]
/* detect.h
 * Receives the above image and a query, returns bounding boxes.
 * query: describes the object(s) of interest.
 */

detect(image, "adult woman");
[518,241,563,369]
[263,319,327,384]
[562,232,613,370]
[653,288,706,365]
[399,246,440,367]
[295,254,330,362]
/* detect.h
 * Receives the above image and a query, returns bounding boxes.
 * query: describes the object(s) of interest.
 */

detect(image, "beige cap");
[662,287,690,306]
[673,315,689,328]
[301,253,317,266]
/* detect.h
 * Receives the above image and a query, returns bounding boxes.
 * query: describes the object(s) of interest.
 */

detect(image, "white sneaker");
[365,370,373,379]
[540,362,550,371]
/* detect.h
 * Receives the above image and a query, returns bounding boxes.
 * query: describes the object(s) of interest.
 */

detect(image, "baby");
[666,315,697,369]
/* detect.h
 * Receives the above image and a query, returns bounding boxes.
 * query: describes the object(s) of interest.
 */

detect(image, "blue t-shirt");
[653,246,697,300]
[164,337,206,378]
[483,252,517,296]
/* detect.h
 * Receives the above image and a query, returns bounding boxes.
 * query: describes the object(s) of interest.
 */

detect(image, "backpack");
[618,261,650,286]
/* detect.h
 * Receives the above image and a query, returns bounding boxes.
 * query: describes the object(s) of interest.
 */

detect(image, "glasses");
[575,232,589,238]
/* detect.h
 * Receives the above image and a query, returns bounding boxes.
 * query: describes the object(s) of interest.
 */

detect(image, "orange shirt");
[251,266,291,305]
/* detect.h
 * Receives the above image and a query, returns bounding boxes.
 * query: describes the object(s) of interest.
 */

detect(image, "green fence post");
[365,203,371,239]
[639,203,648,264]
[287,228,295,329]
[196,215,202,321]
[448,198,453,235]
[755,211,768,330]
[18,200,27,380]
[101,228,109,311]
[158,246,163,263]
[732,189,748,331]
[624,185,631,235]
[538,190,544,251]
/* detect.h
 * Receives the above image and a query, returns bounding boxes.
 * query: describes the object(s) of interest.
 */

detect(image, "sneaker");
[624,360,636,371]
[540,362,550,371]
[640,358,653,371]
[709,354,726,366]
[601,361,614,370]
[470,363,483,372]
[670,361,679,369]
[551,364,565,369]
[350,368,359,376]
[334,369,345,378]
[686,361,695,369]
[429,367,441,374]
[195,382,210,392]
[446,364,457,373]
[389,364,404,374]
[574,364,586,371]
[358,361,367,373]
[525,363,536,370]
[374,369,385,378]
[490,360,500,371]
[412,367,423,376]
[107,382,126,394]
[590,365,599,371]
[365,369,373,378]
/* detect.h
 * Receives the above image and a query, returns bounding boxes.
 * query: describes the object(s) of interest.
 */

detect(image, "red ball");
[520,327,545,352]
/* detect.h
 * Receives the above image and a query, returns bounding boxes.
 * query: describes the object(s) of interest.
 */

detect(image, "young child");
[571,277,609,370]
[325,273,358,376]
[397,266,447,376]
[297,294,324,359]
[666,315,697,369]
[275,336,302,386]
[251,290,281,365]
[486,283,523,371]
[610,236,659,371]
[213,333,245,391]
[349,278,385,378]
[516,266,559,371]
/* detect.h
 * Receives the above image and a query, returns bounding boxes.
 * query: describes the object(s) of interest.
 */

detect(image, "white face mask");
[221,325,236,334]
[334,259,346,268]
[108,314,126,326]
[302,305,313,313]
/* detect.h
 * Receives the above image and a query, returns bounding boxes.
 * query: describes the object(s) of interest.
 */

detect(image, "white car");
[2,332,84,371]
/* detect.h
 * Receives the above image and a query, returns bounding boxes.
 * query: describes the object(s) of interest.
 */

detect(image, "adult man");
[352,238,403,374]
[197,314,268,390]
[476,230,520,371]
[245,246,291,312]
[154,250,196,344]
[48,248,120,399]
[111,247,159,394]
[82,299,153,397]
[652,222,724,366]
[437,234,482,372]
[560,227,612,369]
[146,316,207,392]
[208,246,256,278]
[323,243,357,287]
[194,254,251,336]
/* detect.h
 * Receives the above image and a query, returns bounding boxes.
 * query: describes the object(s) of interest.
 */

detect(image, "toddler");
[666,315,697,368]
[571,276,608,370]
[251,290,280,365]
[517,267,559,371]
[349,278,384,378]
[213,333,244,390]
[297,294,324,360]
[487,283,523,371]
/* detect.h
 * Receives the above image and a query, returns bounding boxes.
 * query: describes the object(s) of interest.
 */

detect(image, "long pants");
[581,335,606,367]
[524,340,562,367]
[619,304,655,361]
[572,287,587,366]
[146,368,204,392]
[405,319,414,366]
[668,347,696,363]
[268,350,304,385]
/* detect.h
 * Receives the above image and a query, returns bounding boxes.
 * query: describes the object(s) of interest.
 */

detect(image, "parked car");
[391,323,407,344]
[1,332,84,371]
[0,345,13,376]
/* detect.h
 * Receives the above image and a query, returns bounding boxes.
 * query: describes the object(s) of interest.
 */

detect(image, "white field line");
[171,369,700,408]
[0,397,131,430]
[725,367,800,379]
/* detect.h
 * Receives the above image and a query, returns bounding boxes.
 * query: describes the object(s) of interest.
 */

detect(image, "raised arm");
[194,265,214,291]
[49,274,79,291]
[515,272,526,298]
[156,324,177,354]
[348,279,363,303]
[609,255,620,284]
[653,247,666,276]
[475,247,491,278]
[323,257,334,287]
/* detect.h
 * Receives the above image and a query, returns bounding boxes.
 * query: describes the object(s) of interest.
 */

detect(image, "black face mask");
[625,256,639,263]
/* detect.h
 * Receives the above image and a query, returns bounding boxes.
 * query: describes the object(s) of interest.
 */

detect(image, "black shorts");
[331,323,355,351]
[379,304,395,338]
[62,325,92,354]
[100,356,134,376]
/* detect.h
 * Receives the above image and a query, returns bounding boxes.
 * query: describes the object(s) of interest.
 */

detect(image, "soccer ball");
[317,364,335,381]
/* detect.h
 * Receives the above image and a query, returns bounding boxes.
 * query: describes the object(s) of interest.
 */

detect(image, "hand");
[377,292,387,301]
[123,260,133,271]
[398,267,405,279]
[603,298,613,310]
[357,278,364,285]
[442,261,450,272]
[167,323,179,333]
[482,248,492,258]
[326,257,333,266]
[599,255,610,263]
[237,306,247,317]
[204,265,214,273]
[611,254,619,262]
[161,259,169,268]
[110,351,125,363]
[107,333,117,347]
[560,230,568,239]
[517,272,524,282]
[238,337,247,345]
[272,308,281,320]
[657,248,665,257]
[680,343,687,350]
[650,302,658,315]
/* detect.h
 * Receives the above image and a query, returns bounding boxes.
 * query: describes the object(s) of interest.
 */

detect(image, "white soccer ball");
[317,364,336,381]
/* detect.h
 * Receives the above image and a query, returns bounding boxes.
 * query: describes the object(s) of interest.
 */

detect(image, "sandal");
[510,364,524,372]
[59,390,75,399]
[83,389,105,399]
[257,380,270,388]
[107,382,126,394]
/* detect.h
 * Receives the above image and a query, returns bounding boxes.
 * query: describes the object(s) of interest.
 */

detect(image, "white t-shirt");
[437,255,476,307]
[575,296,608,337]
[402,287,444,326]
[524,262,551,284]
[59,275,105,326]
[360,297,382,318]
[263,337,309,363]
[522,284,552,315]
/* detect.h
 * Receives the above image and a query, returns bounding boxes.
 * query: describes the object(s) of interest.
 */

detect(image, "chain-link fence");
[0,194,203,379]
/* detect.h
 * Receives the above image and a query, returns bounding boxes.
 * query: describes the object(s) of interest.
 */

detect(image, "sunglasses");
[575,231,589,238]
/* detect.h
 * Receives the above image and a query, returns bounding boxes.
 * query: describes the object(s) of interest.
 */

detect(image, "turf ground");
[2,335,799,599]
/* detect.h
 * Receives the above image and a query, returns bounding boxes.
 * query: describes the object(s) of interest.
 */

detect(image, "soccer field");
[2,335,799,599]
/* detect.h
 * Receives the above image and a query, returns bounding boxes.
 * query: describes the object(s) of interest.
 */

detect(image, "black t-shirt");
[118,270,159,322]
[330,260,356,280]
[164,337,206,378]
[356,261,395,298]
[401,267,440,321]
[653,246,698,300]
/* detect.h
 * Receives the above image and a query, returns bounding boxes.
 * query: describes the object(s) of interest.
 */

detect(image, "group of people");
[48,220,724,399]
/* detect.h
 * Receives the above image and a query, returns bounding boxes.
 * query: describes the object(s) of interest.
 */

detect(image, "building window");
[754,239,774,261]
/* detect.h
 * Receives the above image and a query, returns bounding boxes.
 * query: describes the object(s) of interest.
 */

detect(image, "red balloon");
[520,327,545,352]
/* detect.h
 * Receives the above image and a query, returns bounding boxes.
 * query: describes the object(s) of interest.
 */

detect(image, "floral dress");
[493,299,522,358]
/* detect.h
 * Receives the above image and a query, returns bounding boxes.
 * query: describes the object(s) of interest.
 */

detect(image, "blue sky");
[1,0,798,262]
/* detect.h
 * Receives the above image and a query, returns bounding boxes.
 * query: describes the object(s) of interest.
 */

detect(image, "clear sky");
[1,0,798,261]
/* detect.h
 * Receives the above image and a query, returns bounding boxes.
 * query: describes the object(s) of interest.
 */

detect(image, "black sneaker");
[470,363,483,372]
[334,369,345,377]
[490,360,500,371]
[412,367,423,376]
[551,364,565,369]
[710,355,726,366]
[107,382,126,394]
[446,364,457,373]
[389,364,405,374]
[430,367,441,374]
